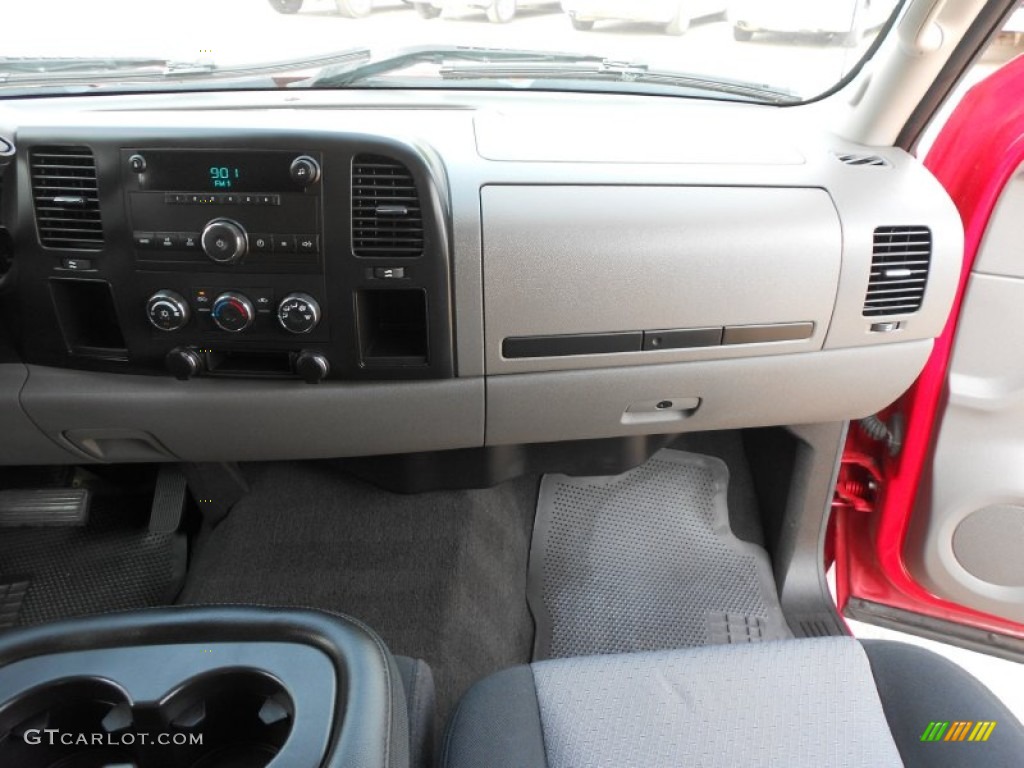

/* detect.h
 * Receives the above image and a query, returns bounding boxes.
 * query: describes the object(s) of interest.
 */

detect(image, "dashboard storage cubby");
[0,608,412,768]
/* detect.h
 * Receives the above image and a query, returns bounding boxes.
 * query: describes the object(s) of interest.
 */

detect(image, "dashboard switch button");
[273,235,296,253]
[250,234,273,253]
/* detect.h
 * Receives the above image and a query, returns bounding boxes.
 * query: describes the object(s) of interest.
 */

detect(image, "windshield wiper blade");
[313,45,606,88]
[440,60,797,104]
[0,48,372,86]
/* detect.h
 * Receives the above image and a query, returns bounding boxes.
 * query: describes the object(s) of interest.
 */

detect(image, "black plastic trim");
[503,332,642,359]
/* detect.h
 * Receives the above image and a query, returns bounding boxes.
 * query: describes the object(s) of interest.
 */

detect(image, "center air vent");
[835,152,889,168]
[352,154,424,258]
[30,146,103,250]
[864,226,932,317]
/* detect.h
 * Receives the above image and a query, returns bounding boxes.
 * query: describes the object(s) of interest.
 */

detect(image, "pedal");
[149,465,188,533]
[0,489,90,527]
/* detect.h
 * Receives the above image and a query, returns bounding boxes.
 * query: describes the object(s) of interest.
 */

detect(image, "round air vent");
[952,505,1024,586]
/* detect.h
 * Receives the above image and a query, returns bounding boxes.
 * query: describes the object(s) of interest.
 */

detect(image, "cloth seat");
[442,637,1024,768]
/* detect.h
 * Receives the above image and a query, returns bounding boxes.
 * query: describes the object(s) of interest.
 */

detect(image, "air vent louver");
[30,146,103,250]
[864,226,932,317]
[836,152,890,168]
[352,154,424,258]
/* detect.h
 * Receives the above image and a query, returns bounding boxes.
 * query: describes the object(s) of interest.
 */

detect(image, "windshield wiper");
[312,46,794,104]
[0,56,219,84]
[440,60,797,104]
[312,46,606,88]
[0,49,372,86]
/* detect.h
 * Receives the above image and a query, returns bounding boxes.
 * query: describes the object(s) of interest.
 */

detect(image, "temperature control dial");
[201,218,248,265]
[211,292,255,333]
[146,290,190,331]
[277,293,321,334]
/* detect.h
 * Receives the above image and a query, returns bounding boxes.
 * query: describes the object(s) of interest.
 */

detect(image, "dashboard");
[0,89,962,464]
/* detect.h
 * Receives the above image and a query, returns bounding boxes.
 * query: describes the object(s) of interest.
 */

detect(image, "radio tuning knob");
[289,155,321,187]
[201,218,248,265]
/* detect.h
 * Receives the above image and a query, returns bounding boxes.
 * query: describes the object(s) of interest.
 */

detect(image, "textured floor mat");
[529,449,791,659]
[179,463,538,730]
[0,501,186,629]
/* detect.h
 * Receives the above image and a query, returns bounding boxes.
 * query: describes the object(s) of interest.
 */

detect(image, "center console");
[0,607,417,768]
[6,131,454,383]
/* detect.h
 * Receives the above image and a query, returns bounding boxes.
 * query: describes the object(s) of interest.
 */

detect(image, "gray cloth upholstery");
[532,638,902,768]
[395,656,437,768]
[862,640,1024,768]
[444,638,1022,768]
[441,666,547,768]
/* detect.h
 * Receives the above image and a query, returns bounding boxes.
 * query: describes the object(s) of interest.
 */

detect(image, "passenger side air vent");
[835,152,889,168]
[30,146,104,250]
[352,154,424,258]
[864,226,932,317]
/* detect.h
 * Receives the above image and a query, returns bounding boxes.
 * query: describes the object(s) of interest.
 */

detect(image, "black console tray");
[0,642,332,767]
[0,607,410,768]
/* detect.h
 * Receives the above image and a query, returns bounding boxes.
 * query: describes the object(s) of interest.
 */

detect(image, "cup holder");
[0,677,135,767]
[159,669,294,768]
[0,670,294,768]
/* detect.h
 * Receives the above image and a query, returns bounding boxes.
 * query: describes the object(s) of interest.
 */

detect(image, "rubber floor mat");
[528,449,791,659]
[0,501,186,629]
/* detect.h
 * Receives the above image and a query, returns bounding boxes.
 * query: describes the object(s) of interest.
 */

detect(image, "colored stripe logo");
[921,721,997,742]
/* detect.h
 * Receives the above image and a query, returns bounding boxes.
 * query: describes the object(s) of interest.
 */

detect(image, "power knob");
[146,290,190,331]
[201,218,248,265]
[277,293,321,334]
[211,291,255,333]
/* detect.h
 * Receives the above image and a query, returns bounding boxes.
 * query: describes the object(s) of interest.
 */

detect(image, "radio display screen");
[135,150,302,192]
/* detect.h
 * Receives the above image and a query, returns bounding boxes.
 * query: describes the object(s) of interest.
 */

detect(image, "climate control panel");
[146,288,323,336]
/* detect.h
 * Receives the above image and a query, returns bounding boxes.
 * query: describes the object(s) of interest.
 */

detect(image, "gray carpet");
[179,463,538,728]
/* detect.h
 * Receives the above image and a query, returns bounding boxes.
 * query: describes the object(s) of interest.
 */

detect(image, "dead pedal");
[0,489,90,528]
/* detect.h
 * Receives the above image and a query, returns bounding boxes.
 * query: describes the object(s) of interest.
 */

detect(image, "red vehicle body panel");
[833,55,1024,639]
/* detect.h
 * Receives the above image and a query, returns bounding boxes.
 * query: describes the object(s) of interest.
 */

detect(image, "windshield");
[2,0,905,102]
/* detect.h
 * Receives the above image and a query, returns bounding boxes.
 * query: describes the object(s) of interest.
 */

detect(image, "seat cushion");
[443,637,1024,768]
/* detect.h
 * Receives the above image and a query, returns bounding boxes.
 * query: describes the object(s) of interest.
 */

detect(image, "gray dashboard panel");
[486,341,932,446]
[0,89,965,463]
[21,367,484,463]
[481,185,840,375]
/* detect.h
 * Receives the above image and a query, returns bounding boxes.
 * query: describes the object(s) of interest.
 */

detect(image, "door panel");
[906,262,1024,621]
